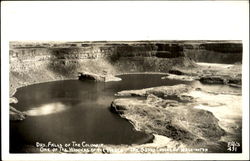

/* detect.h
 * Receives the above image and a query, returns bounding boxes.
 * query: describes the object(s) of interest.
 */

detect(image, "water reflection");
[10,74,191,153]
[24,102,68,116]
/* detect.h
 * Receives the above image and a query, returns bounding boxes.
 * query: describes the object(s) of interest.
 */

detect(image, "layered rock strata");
[9,42,196,120]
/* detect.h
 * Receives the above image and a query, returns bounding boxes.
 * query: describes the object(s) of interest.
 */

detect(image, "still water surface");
[10,74,190,153]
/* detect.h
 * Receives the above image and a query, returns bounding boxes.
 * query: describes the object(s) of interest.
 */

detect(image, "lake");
[10,74,190,153]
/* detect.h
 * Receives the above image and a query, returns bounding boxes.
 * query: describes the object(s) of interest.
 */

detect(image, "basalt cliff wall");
[9,41,242,96]
[184,42,242,64]
[9,42,195,96]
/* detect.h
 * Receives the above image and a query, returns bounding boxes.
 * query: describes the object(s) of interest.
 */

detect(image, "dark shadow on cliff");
[184,42,243,64]
[48,47,79,77]
[155,43,185,58]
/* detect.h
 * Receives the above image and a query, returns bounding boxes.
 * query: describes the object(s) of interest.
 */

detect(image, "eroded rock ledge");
[162,64,242,88]
[111,84,227,151]
[78,72,121,82]
[10,97,26,121]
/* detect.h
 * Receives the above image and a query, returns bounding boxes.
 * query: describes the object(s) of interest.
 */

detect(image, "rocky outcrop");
[168,69,185,75]
[10,97,18,104]
[78,72,106,82]
[111,85,227,149]
[160,64,242,88]
[161,74,197,81]
[10,106,26,121]
[199,76,241,85]
[199,76,225,84]
[10,97,26,121]
[78,72,121,82]
[115,84,192,98]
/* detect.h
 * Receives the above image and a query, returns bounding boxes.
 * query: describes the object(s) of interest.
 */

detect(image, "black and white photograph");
[9,40,243,154]
[1,1,249,160]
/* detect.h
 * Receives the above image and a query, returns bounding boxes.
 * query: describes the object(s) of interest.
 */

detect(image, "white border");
[1,1,249,160]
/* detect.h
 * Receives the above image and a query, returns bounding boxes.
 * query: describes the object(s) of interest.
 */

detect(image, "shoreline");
[11,72,170,97]
[9,63,242,153]
[9,72,172,121]
[9,62,242,120]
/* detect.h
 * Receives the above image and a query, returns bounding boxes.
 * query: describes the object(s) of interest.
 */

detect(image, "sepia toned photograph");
[9,40,242,153]
[1,1,249,160]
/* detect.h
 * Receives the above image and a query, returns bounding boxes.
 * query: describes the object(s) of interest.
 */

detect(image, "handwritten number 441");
[227,141,240,152]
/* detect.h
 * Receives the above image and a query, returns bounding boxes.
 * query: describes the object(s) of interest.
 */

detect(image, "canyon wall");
[9,41,242,96]
[184,42,242,64]
[9,42,195,96]
[9,41,242,120]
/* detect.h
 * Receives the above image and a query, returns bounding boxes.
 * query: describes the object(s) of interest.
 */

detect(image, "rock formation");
[9,41,242,122]
[111,84,234,152]
[78,72,121,82]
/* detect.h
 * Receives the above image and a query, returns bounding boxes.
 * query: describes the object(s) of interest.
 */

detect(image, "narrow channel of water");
[10,74,190,153]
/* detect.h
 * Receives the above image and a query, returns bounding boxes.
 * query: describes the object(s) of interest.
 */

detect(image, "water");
[10,74,190,153]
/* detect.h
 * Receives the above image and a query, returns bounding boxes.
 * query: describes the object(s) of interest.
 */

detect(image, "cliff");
[9,42,196,97]
[183,42,242,64]
[9,41,242,120]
